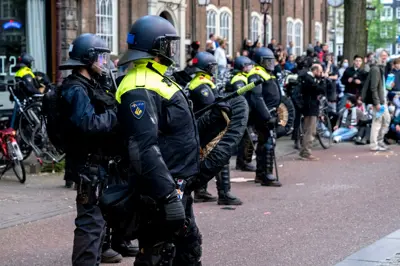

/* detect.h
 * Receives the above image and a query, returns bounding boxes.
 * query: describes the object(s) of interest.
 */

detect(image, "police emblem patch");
[200,88,209,97]
[130,101,146,119]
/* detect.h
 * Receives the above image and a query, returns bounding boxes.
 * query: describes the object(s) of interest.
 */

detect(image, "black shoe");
[194,189,217,203]
[261,174,282,187]
[101,248,123,263]
[235,162,256,172]
[218,191,243,205]
[65,180,73,188]
[112,240,139,257]
[261,180,282,187]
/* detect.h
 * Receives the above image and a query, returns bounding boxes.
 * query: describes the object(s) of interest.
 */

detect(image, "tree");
[343,0,367,61]
[367,0,398,51]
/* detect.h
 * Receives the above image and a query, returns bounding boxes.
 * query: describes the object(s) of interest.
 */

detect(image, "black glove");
[266,117,277,127]
[212,97,232,118]
[163,190,186,234]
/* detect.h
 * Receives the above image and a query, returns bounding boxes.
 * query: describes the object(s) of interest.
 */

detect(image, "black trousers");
[134,194,202,266]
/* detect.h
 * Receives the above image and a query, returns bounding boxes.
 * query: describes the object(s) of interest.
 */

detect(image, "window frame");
[206,5,233,55]
[95,0,118,55]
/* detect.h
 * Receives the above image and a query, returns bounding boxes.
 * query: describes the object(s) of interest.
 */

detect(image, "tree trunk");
[343,0,367,61]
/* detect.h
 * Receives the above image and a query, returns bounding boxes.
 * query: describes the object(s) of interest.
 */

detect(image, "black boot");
[293,139,301,150]
[102,227,123,263]
[261,148,282,187]
[194,185,217,203]
[111,239,139,257]
[217,164,243,205]
[65,180,73,188]
[236,132,256,172]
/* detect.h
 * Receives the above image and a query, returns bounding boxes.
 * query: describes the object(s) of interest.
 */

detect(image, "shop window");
[0,0,26,81]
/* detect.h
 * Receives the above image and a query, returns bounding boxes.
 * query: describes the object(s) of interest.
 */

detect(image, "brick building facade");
[187,0,328,57]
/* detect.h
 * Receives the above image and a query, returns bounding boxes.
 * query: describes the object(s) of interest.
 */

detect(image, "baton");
[194,79,263,116]
[109,68,118,92]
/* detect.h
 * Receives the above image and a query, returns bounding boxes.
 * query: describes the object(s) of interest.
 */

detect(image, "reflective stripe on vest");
[15,67,35,79]
[230,73,248,85]
[248,66,273,81]
[116,59,180,103]
[188,73,216,91]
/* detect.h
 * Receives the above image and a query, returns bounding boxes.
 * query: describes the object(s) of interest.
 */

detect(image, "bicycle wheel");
[317,110,333,149]
[18,102,42,145]
[16,131,32,160]
[30,121,65,163]
[7,140,26,183]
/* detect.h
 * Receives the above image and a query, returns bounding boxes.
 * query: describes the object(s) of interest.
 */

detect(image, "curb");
[335,229,400,266]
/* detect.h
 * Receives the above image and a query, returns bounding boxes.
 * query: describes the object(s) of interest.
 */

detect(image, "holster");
[76,165,104,205]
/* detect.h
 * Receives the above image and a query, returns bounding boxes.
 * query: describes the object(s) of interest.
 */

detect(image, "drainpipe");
[128,0,132,24]
[241,0,244,51]
[192,0,196,42]
[56,0,62,85]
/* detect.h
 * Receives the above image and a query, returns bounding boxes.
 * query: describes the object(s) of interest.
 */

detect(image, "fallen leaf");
[264,212,271,215]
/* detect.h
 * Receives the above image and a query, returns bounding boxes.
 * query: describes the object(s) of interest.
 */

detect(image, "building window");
[206,5,233,55]
[251,16,260,45]
[206,10,217,40]
[381,6,393,20]
[397,7,400,19]
[380,25,388,38]
[287,20,293,45]
[96,0,118,54]
[315,22,323,42]
[220,12,230,53]
[294,21,303,56]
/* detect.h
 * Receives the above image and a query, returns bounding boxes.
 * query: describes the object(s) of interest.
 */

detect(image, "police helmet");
[192,51,218,76]
[118,15,180,67]
[59,33,111,70]
[17,53,34,68]
[252,47,275,71]
[234,56,253,72]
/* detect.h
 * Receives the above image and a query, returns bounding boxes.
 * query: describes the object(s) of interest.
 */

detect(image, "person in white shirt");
[214,38,228,78]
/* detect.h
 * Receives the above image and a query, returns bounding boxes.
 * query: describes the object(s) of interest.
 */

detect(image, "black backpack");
[42,79,81,154]
[291,77,304,109]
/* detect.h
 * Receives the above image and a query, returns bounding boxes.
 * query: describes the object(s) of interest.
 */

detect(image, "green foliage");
[41,160,65,173]
[367,0,398,50]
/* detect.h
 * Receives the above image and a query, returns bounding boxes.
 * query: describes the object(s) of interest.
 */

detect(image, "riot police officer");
[229,56,257,172]
[246,47,282,187]
[14,53,45,96]
[116,15,204,265]
[58,33,123,265]
[188,51,242,206]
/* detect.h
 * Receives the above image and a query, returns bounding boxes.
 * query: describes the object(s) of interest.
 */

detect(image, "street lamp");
[198,0,210,7]
[366,3,376,51]
[260,0,273,47]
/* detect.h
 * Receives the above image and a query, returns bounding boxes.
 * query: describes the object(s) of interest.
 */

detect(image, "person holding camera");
[299,64,326,161]
[340,55,366,110]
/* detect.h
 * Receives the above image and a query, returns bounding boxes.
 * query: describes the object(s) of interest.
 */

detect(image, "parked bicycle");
[6,84,65,163]
[0,105,26,184]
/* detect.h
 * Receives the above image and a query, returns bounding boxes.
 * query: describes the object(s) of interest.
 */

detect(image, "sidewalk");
[0,137,305,230]
[336,230,400,266]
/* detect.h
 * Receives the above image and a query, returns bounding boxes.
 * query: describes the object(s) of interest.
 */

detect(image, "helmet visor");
[207,63,218,76]
[95,52,112,73]
[260,57,275,71]
[243,63,254,73]
[154,35,181,66]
